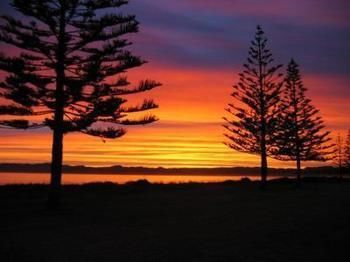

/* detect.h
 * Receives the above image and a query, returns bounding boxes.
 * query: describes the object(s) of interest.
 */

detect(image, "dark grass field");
[0,179,349,262]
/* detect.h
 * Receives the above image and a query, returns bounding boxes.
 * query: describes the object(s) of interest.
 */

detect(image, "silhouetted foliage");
[0,0,161,208]
[274,59,334,182]
[223,26,283,186]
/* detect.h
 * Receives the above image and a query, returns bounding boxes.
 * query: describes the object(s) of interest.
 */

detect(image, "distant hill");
[0,163,348,176]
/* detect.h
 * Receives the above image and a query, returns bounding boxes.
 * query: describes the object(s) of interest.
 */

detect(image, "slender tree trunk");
[260,124,268,188]
[47,64,65,209]
[296,156,301,186]
[257,36,268,189]
[261,148,268,189]
[293,84,301,187]
[47,5,66,209]
[47,59,64,208]
[48,126,64,209]
[338,161,342,180]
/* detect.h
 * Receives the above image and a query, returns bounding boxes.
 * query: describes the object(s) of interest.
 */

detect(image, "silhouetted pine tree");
[345,130,350,168]
[223,26,283,187]
[0,0,161,208]
[274,59,333,183]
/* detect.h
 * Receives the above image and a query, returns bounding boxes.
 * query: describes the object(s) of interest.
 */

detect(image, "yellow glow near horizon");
[0,66,349,168]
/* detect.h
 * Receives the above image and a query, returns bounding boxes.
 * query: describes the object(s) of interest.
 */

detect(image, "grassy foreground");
[0,179,349,262]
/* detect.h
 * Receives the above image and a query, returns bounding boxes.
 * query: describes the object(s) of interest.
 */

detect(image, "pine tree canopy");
[274,59,333,161]
[223,25,283,155]
[0,0,161,139]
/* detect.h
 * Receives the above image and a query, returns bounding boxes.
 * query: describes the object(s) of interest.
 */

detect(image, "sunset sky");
[0,0,349,168]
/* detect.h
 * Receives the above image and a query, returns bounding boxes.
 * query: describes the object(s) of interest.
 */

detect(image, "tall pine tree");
[0,0,161,208]
[223,26,283,186]
[274,59,333,182]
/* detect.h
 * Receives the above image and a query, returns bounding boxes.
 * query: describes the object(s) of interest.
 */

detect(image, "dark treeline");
[0,163,350,177]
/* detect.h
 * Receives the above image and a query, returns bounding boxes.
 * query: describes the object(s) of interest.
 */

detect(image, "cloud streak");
[122,0,350,76]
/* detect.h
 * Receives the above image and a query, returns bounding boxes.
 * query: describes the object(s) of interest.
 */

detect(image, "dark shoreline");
[1,163,349,176]
[0,176,349,187]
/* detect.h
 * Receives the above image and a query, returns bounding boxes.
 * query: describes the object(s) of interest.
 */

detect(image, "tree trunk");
[47,4,66,210]
[257,36,268,189]
[47,127,64,209]
[296,157,301,186]
[47,71,65,209]
[261,149,268,189]
[260,127,268,188]
[338,162,342,180]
